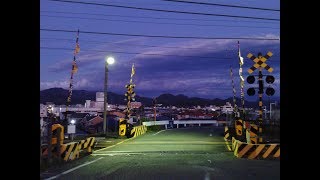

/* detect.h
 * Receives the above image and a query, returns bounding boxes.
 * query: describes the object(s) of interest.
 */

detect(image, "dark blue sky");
[40,0,280,100]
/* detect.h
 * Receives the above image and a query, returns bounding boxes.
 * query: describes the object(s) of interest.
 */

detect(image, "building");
[40,104,47,117]
[96,92,104,102]
[220,102,233,114]
[130,102,142,109]
[177,110,218,120]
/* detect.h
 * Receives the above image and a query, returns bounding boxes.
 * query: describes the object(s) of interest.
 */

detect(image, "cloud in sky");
[41,34,280,99]
[40,78,94,90]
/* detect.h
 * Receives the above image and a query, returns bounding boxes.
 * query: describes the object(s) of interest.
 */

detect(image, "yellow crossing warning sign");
[247,52,273,74]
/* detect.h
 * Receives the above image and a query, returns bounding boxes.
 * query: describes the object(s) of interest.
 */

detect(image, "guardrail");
[143,120,219,129]
[143,121,169,126]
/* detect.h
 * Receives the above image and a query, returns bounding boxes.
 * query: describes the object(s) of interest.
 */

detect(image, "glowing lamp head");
[106,56,115,65]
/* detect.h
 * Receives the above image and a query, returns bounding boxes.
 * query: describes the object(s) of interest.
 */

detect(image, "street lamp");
[104,56,115,137]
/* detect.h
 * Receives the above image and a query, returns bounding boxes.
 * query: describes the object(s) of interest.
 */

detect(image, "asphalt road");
[41,126,280,180]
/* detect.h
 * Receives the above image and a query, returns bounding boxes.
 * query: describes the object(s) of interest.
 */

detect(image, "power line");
[40,10,279,24]
[40,46,233,59]
[41,15,279,29]
[163,0,280,12]
[40,28,280,40]
[49,0,280,21]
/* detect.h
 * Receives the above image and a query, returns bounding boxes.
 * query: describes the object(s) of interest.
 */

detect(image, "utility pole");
[103,60,109,137]
[46,106,53,164]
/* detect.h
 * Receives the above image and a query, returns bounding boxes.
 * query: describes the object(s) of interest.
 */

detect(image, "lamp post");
[104,56,115,137]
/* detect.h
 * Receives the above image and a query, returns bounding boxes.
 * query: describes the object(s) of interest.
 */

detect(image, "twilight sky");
[40,0,280,101]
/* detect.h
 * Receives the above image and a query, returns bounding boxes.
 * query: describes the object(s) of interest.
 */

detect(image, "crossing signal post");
[119,64,136,137]
[247,52,275,143]
[124,83,136,120]
[119,83,136,137]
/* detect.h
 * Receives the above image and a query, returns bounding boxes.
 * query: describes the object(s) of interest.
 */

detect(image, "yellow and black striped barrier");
[42,137,96,161]
[224,126,232,151]
[231,136,237,151]
[232,137,280,160]
[224,126,230,140]
[248,124,258,144]
[78,137,96,153]
[235,120,243,136]
[130,125,147,138]
[42,141,80,161]
[60,142,80,161]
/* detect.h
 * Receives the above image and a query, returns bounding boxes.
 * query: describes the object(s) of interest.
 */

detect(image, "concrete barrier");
[77,137,95,153]
[130,125,147,138]
[232,137,280,160]
[224,126,232,151]
[42,137,96,161]
[246,124,258,144]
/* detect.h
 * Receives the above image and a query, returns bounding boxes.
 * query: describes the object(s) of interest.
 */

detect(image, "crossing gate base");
[231,137,280,160]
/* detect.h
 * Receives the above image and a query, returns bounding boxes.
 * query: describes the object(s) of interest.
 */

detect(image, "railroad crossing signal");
[247,87,255,96]
[265,75,275,96]
[125,84,136,102]
[266,75,275,84]
[246,51,276,144]
[246,75,255,84]
[247,52,273,74]
[246,51,276,97]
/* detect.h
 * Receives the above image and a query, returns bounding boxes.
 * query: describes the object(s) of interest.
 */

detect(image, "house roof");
[86,115,118,127]
[87,116,103,126]
[109,111,125,118]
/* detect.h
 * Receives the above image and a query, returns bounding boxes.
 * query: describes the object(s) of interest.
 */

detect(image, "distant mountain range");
[40,88,279,108]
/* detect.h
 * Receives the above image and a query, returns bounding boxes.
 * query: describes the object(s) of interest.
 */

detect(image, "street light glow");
[106,56,115,65]
[71,119,76,124]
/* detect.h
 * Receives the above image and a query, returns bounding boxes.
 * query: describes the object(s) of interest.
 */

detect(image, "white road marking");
[44,157,104,180]
[152,130,166,136]
[95,150,135,153]
[92,153,143,156]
